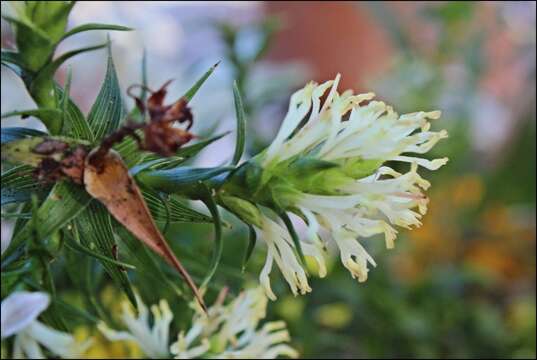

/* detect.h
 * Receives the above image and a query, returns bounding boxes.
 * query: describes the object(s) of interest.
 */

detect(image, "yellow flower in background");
[74,327,143,359]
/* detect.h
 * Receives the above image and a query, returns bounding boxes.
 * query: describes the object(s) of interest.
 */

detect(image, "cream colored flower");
[97,288,297,359]
[1,291,92,359]
[170,287,298,359]
[97,293,173,358]
[244,74,448,298]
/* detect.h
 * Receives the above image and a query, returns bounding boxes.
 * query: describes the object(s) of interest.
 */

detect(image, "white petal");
[259,252,277,301]
[26,321,92,358]
[14,333,45,359]
[393,155,449,170]
[1,291,50,338]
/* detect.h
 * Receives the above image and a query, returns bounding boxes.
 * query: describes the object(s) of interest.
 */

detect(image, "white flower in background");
[170,287,298,359]
[98,288,297,359]
[1,291,92,359]
[238,74,448,298]
[97,293,173,358]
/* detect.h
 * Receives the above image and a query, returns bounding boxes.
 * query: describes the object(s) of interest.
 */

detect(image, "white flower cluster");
[255,74,448,299]
[98,287,297,359]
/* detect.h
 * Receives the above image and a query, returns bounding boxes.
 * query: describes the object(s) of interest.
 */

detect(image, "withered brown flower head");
[131,80,194,156]
[33,140,89,185]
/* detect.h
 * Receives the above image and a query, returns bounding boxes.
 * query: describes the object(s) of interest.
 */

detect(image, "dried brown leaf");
[83,148,206,310]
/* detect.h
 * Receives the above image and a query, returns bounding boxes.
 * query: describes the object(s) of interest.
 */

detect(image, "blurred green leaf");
[140,48,148,102]
[279,211,306,267]
[231,81,246,165]
[2,14,52,71]
[30,43,108,126]
[58,66,72,138]
[242,225,257,271]
[61,23,132,41]
[2,182,91,261]
[1,49,26,73]
[0,127,47,144]
[114,225,185,299]
[1,165,48,206]
[198,184,223,289]
[1,108,61,122]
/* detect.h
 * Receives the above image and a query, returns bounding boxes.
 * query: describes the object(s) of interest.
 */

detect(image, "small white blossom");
[97,293,173,358]
[251,74,448,297]
[170,287,298,359]
[1,291,92,359]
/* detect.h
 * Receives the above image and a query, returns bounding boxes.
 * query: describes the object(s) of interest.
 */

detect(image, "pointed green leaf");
[136,166,233,194]
[75,202,137,308]
[140,48,148,102]
[114,130,143,167]
[198,184,223,289]
[64,232,136,269]
[130,157,185,177]
[30,43,107,122]
[1,182,92,261]
[231,81,246,165]
[242,225,257,271]
[1,212,32,220]
[142,189,213,224]
[114,225,185,299]
[87,41,125,140]
[2,108,62,121]
[1,49,24,68]
[54,80,94,141]
[0,127,47,144]
[279,211,307,268]
[126,49,148,120]
[183,62,220,101]
[61,23,132,41]
[1,165,49,206]
[1,49,30,79]
[177,132,229,158]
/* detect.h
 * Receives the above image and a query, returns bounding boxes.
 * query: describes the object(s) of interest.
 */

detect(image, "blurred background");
[2,1,535,358]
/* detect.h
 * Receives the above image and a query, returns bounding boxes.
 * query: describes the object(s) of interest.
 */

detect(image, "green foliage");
[2,1,130,134]
[74,202,137,307]
[0,1,232,317]
[87,41,125,141]
[1,165,49,206]
[231,81,247,165]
